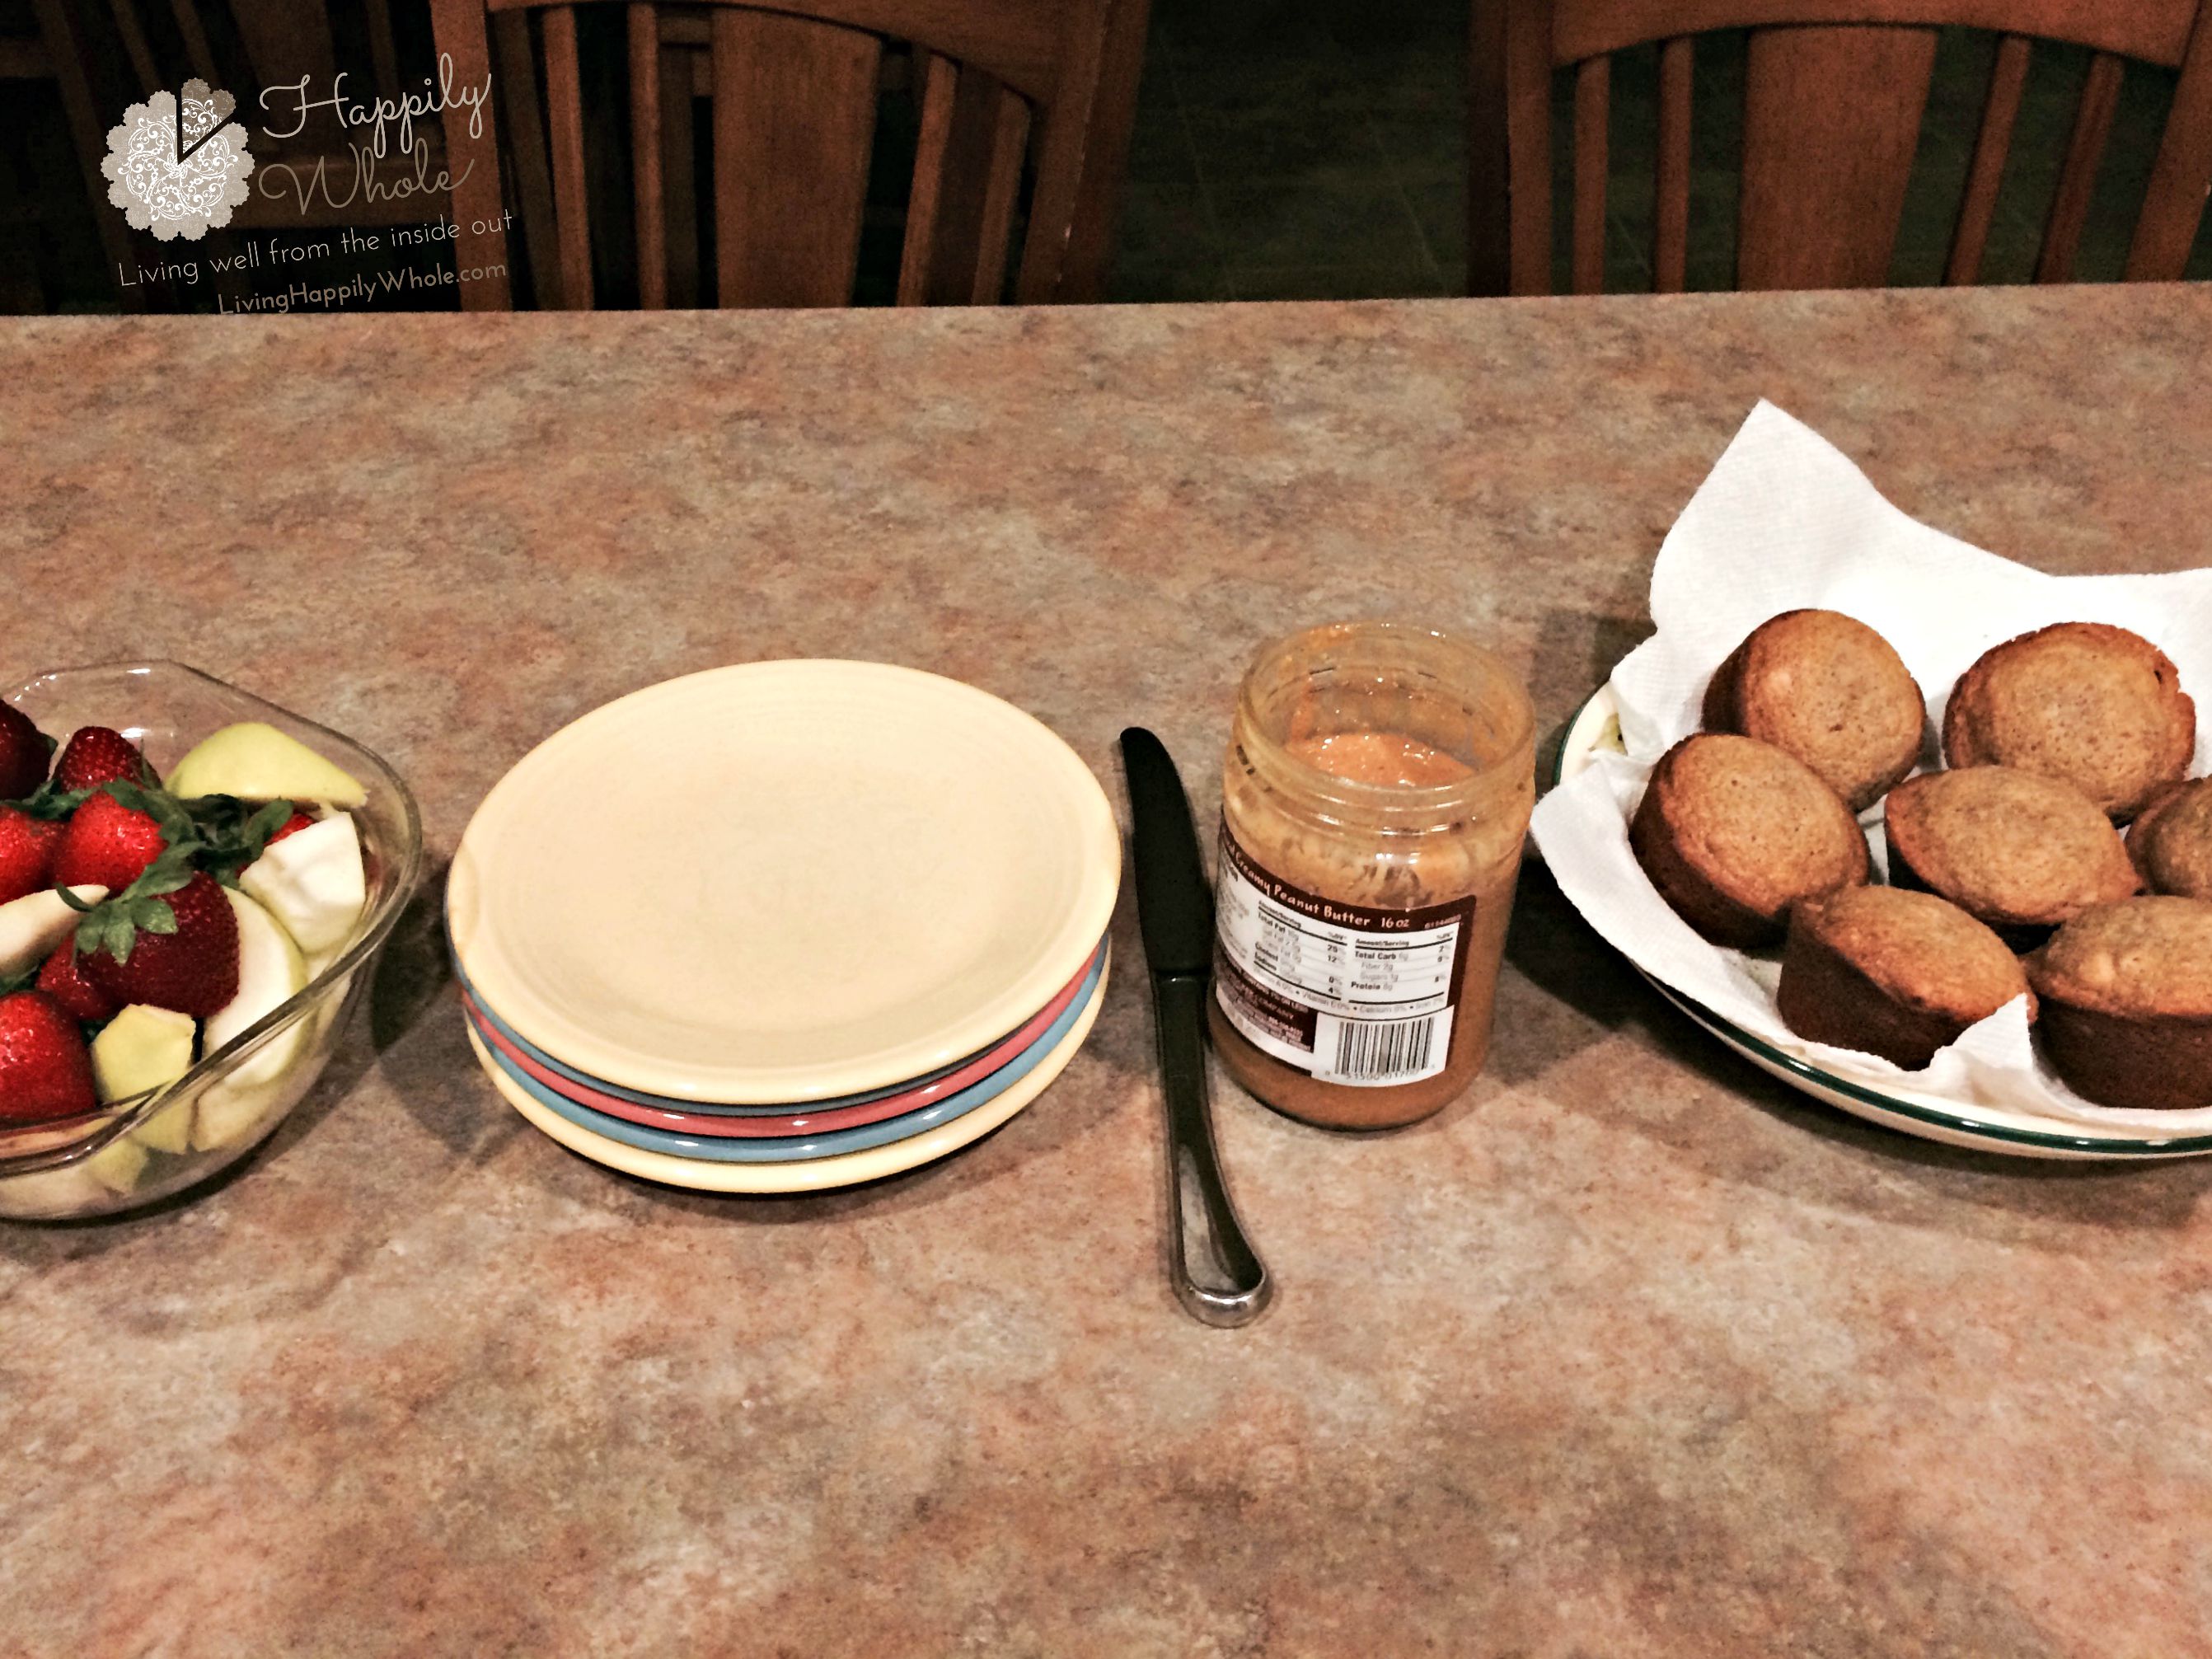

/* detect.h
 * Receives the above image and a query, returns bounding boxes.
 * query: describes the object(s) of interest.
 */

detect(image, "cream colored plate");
[449,661,1119,1104]
[466,953,1107,1192]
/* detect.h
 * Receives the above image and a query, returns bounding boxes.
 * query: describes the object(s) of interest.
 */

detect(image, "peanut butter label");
[1212,819,1473,1087]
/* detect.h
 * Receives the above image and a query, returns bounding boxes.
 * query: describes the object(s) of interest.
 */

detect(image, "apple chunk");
[166,722,366,808]
[91,1005,199,1155]
[240,813,366,958]
[0,885,107,978]
[194,888,311,1151]
[91,1004,195,1104]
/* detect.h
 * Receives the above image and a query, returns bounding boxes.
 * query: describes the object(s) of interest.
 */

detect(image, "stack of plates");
[448,662,1120,1193]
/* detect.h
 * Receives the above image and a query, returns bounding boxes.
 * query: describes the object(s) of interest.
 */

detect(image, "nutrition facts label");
[1212,823,1471,1087]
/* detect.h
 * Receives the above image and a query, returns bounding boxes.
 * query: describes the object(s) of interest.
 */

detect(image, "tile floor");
[1106,0,2212,302]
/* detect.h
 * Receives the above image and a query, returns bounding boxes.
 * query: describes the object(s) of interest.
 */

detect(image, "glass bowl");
[0,663,423,1221]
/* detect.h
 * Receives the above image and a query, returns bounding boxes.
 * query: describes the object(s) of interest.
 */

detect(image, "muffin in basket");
[2127,778,2212,899]
[1943,622,2194,820]
[2027,897,2212,1110]
[1778,887,2031,1069]
[1702,609,1926,813]
[1883,766,2138,948]
[1630,733,1868,948]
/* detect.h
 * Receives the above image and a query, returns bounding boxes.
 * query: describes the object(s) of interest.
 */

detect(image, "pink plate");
[459,944,1103,1138]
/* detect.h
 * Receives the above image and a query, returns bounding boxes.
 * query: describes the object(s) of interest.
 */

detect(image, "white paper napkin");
[1531,401,2212,1133]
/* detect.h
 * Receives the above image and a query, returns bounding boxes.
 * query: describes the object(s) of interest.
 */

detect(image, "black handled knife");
[1119,728,1271,1328]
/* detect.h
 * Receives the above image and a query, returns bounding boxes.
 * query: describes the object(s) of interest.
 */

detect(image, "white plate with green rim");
[1554,686,2212,1161]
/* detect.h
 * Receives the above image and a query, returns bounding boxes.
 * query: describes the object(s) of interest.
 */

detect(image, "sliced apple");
[0,1166,104,1215]
[91,1004,195,1104]
[83,1133,149,1194]
[93,1004,199,1155]
[240,812,366,958]
[131,1093,197,1155]
[202,888,309,1073]
[166,721,366,808]
[193,887,311,1151]
[0,885,107,977]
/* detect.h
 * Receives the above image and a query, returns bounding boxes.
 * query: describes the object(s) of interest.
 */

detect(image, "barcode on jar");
[1313,1011,1450,1086]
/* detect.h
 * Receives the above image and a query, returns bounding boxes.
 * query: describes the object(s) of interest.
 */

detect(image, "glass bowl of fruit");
[0,662,422,1221]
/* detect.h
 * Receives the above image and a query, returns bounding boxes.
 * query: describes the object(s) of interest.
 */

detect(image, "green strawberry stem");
[185,794,302,886]
[42,773,302,963]
[68,841,194,965]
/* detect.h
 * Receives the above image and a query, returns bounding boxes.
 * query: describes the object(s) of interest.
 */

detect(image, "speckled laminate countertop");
[3,289,2210,1658]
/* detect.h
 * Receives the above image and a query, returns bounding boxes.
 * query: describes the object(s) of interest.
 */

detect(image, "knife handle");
[1153,974,1271,1327]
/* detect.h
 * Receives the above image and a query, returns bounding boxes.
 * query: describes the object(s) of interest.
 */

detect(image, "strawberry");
[0,991,97,1122]
[0,806,64,905]
[51,790,171,892]
[0,704,51,800]
[81,869,239,1017]
[266,811,316,846]
[54,726,155,792]
[35,942,120,1023]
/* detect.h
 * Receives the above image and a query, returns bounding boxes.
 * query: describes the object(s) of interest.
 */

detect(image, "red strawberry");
[83,871,240,1017]
[0,991,97,1122]
[54,726,155,792]
[35,943,120,1024]
[51,791,171,892]
[266,811,316,846]
[0,704,50,800]
[0,806,63,905]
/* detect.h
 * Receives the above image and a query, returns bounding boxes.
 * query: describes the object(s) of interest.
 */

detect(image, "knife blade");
[1119,728,1271,1328]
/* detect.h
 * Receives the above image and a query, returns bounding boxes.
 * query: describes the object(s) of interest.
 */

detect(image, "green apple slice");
[94,1004,199,1156]
[83,1133,149,1194]
[0,1133,148,1212]
[91,1004,195,1104]
[166,721,367,808]
[203,887,309,1071]
[132,1094,197,1155]
[239,812,366,958]
[0,884,107,977]
[193,887,312,1151]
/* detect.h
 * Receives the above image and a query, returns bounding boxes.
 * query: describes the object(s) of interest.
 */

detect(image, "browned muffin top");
[1702,609,1925,813]
[2128,778,2212,899]
[2027,897,2212,1021]
[1885,766,2138,928]
[1794,886,2028,1020]
[1942,622,2195,818]
[1649,733,1868,919]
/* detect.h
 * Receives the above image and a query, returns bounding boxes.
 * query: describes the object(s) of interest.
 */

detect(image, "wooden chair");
[12,5,136,308]
[426,0,1151,309]
[1469,0,2212,293]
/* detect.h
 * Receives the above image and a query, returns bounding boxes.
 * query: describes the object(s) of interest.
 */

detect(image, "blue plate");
[473,949,1106,1162]
[451,935,1103,1116]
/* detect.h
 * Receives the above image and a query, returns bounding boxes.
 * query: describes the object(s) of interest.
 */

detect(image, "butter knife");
[1119,728,1272,1329]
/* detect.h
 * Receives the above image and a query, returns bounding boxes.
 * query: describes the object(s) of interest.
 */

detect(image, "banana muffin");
[1702,609,1926,813]
[2127,777,2212,898]
[2027,897,2212,1109]
[1883,766,2138,946]
[1778,887,2031,1069]
[1942,622,2195,819]
[1630,733,1869,948]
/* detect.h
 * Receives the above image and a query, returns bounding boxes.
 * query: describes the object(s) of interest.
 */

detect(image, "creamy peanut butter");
[1211,625,1535,1130]
[1285,731,1477,789]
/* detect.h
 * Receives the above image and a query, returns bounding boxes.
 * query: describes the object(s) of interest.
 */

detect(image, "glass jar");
[1210,622,1535,1129]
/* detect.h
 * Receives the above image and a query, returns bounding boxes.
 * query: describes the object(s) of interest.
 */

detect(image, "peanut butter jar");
[1210,622,1535,1129]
